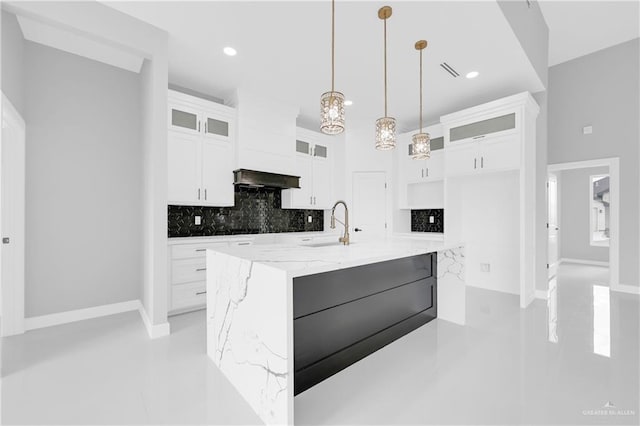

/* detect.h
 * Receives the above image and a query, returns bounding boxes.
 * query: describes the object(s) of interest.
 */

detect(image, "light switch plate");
[481,263,491,272]
[195,216,202,226]
[583,125,593,135]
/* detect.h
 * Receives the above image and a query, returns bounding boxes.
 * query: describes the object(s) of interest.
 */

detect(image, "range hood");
[233,169,300,189]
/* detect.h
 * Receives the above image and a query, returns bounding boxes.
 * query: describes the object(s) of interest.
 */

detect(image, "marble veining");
[438,247,465,282]
[208,253,290,425]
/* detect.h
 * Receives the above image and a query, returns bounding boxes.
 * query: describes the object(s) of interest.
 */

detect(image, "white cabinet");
[168,90,236,206]
[397,125,445,209]
[444,134,520,178]
[282,128,334,209]
[168,239,253,315]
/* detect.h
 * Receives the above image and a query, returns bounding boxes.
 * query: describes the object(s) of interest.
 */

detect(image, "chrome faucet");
[330,200,350,245]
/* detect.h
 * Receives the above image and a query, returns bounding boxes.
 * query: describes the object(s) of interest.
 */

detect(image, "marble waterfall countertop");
[207,237,464,278]
[206,237,466,425]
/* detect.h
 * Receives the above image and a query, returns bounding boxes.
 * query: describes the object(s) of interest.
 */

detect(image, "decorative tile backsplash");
[411,209,444,233]
[168,186,324,238]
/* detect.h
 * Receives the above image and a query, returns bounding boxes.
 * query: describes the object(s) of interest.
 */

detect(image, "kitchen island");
[206,238,465,425]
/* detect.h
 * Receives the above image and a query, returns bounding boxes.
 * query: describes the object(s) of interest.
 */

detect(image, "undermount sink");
[303,241,355,248]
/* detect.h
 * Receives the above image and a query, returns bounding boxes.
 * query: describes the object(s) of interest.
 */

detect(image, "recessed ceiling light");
[223,47,237,56]
[344,100,353,106]
[466,71,479,79]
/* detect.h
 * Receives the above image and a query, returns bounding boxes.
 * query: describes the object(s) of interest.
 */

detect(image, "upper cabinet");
[168,90,236,207]
[441,92,538,179]
[282,128,334,209]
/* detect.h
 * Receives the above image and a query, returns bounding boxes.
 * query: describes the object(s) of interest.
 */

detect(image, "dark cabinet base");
[293,253,437,395]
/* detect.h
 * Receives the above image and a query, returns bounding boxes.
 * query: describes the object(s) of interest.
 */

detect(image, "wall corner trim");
[24,300,140,331]
[138,303,171,339]
[612,283,640,295]
[535,289,548,300]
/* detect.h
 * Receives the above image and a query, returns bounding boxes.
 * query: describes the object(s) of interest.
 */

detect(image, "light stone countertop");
[208,237,464,278]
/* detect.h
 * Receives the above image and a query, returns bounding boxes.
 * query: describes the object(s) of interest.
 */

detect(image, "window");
[589,174,610,247]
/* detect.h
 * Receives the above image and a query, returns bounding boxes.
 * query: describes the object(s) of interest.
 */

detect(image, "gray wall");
[559,167,610,263]
[497,2,550,292]
[24,41,142,317]
[1,11,25,115]
[548,38,639,287]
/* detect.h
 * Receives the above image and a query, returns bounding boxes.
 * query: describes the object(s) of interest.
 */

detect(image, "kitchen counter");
[167,230,339,245]
[206,238,466,425]
[208,237,462,277]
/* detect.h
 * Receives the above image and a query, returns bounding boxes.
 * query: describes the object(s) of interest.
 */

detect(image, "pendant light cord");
[331,0,335,93]
[383,16,388,117]
[419,47,423,132]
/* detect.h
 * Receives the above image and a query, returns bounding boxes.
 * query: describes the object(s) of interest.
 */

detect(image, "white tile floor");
[2,263,638,425]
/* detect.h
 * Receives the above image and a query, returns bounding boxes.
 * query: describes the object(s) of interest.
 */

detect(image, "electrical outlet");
[195,216,202,226]
[481,263,490,272]
[583,125,593,135]
[308,215,313,223]
[429,215,435,224]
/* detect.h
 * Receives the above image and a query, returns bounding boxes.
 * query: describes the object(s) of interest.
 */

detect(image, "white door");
[168,131,202,204]
[1,94,26,336]
[479,136,520,173]
[547,174,559,278]
[352,172,387,240]
[201,140,234,207]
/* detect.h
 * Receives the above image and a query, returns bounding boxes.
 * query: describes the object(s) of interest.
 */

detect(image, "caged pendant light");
[375,6,396,150]
[411,40,431,160]
[320,0,345,135]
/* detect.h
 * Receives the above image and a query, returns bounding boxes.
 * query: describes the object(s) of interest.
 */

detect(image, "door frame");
[548,158,619,291]
[1,92,26,336]
[547,172,559,279]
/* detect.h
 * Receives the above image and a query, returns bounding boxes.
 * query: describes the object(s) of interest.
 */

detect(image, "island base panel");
[293,253,437,395]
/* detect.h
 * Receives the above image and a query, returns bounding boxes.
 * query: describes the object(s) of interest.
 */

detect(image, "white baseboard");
[611,283,640,295]
[559,258,609,267]
[138,303,171,339]
[24,300,140,331]
[535,290,548,300]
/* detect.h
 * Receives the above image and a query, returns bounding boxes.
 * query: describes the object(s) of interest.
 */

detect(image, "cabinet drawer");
[172,281,207,312]
[172,242,229,260]
[172,258,206,284]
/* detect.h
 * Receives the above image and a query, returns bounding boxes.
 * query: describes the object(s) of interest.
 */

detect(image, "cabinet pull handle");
[196,268,206,272]
[205,122,207,133]
[198,120,201,132]
[195,248,206,252]
[310,196,313,205]
[473,135,485,140]
[481,156,484,168]
[421,169,424,178]
[313,196,316,205]
[301,238,312,241]
[426,168,429,177]
[237,242,251,246]
[198,188,201,200]
[196,291,207,296]
[474,158,477,169]
[204,188,207,200]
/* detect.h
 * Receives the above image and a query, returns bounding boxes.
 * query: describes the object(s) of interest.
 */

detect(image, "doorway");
[1,93,26,336]
[351,172,387,241]
[547,158,619,290]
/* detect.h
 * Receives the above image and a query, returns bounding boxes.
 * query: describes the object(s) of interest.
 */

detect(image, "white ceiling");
[539,0,640,66]
[106,1,544,132]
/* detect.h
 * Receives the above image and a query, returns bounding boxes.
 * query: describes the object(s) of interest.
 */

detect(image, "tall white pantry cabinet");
[396,92,539,308]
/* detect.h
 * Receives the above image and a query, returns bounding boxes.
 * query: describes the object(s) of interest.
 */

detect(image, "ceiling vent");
[440,62,460,78]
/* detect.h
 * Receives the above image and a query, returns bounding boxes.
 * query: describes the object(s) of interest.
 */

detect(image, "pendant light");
[375,6,396,150]
[411,40,431,160]
[320,0,345,135]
